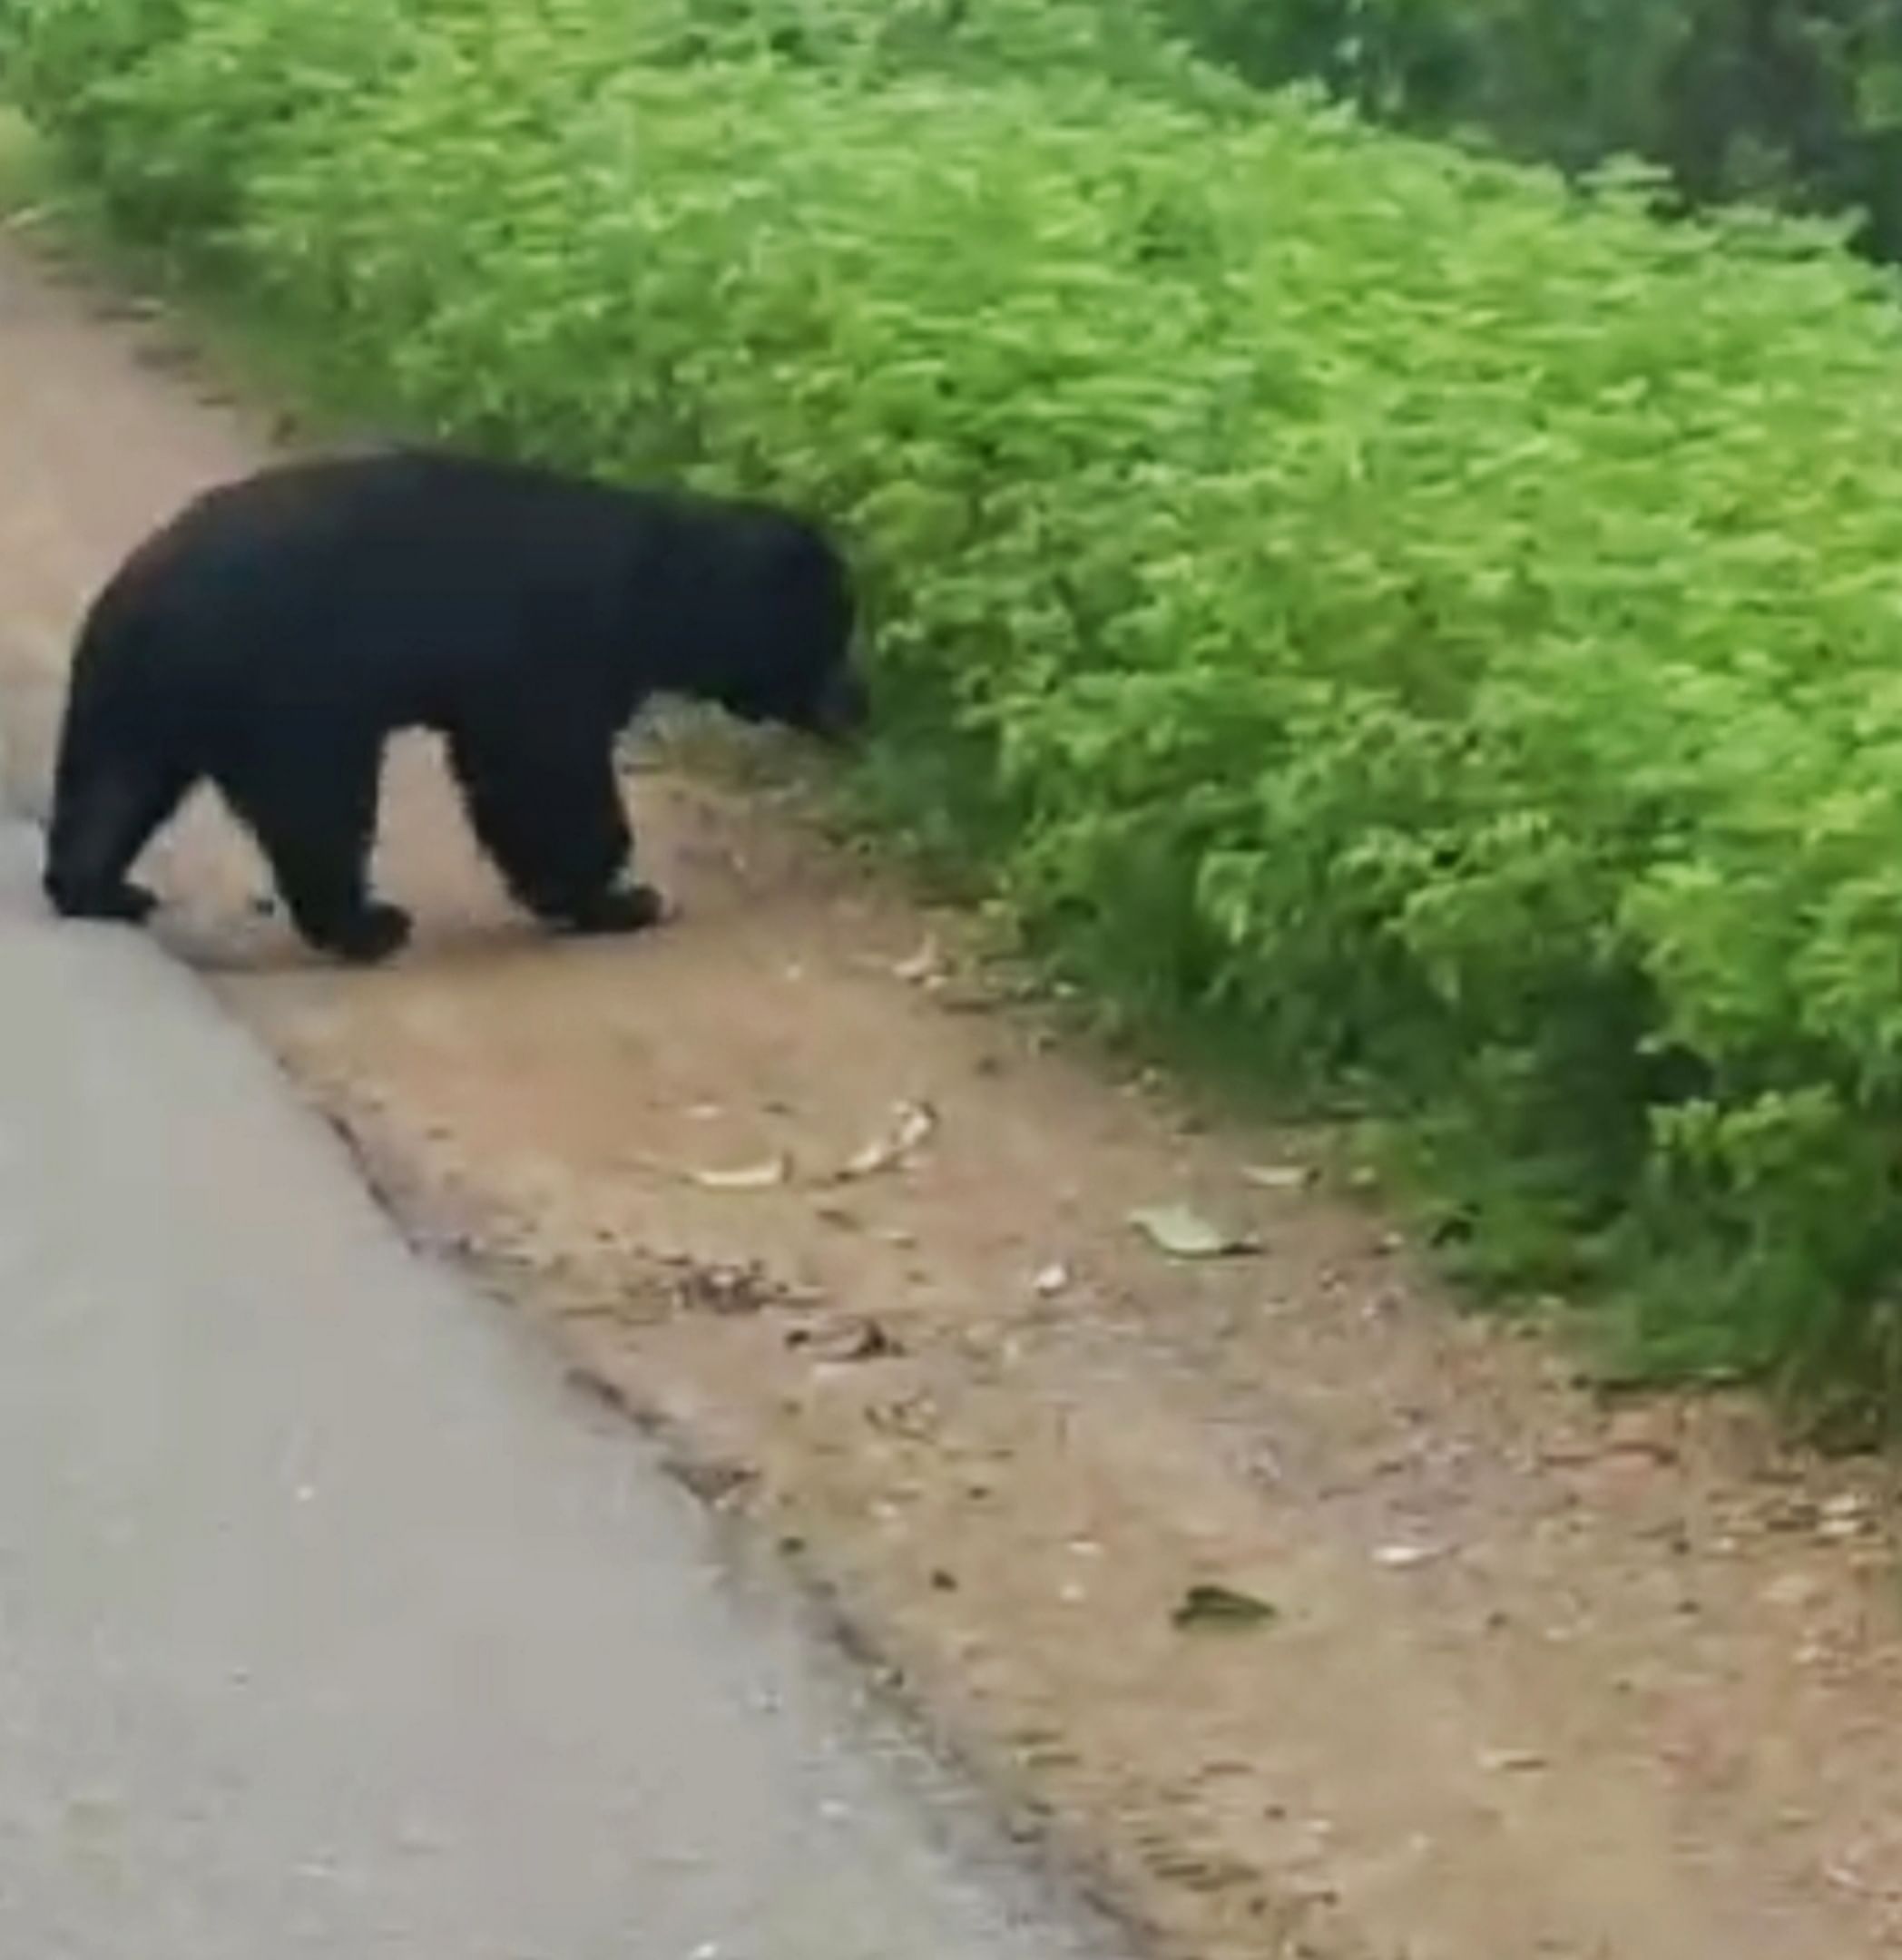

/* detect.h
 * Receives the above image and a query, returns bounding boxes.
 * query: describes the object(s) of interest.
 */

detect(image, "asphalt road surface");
[0,815,1122,1960]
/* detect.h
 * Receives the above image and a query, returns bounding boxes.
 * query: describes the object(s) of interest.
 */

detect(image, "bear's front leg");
[557,880,667,936]
[447,717,667,936]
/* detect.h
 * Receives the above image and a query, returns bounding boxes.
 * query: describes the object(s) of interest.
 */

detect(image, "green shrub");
[15,0,1902,1425]
[1152,1,1902,266]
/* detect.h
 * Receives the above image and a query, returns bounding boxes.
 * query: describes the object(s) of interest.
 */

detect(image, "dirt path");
[6,230,1902,1960]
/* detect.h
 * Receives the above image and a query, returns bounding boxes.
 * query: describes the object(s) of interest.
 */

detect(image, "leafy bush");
[1152,0,1902,266]
[15,0,1902,1425]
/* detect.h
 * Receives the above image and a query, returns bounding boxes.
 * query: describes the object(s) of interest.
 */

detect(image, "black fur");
[43,451,866,961]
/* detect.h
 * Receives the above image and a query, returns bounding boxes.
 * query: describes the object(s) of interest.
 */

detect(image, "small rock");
[668,1259,783,1316]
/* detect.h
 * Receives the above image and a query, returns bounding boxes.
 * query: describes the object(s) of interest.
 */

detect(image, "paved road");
[0,814,1122,1959]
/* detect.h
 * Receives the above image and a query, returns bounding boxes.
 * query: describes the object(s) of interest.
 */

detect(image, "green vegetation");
[11,0,1902,1426]
[1156,1,1902,266]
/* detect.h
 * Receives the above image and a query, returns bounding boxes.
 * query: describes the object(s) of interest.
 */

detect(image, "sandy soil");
[5,230,1902,1960]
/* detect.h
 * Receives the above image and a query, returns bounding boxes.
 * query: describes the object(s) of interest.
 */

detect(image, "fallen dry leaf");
[1172,1583,1279,1631]
[1479,1748,1547,1774]
[1130,1203,1255,1260]
[1760,1572,1827,1611]
[1372,1542,1447,1571]
[690,1154,790,1192]
[1241,1163,1312,1192]
[812,1316,904,1363]
[892,937,946,985]
[838,1100,938,1181]
[1818,1493,1872,1542]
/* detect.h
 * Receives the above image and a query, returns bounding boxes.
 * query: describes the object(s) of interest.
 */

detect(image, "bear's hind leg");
[44,752,191,926]
[215,735,410,963]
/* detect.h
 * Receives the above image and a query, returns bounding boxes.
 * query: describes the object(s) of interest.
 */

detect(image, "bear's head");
[693,505,868,745]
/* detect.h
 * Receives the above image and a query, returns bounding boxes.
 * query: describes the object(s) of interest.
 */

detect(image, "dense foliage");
[11,0,1902,1422]
[1155,0,1902,264]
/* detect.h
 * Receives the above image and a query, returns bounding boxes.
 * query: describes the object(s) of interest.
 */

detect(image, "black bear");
[43,449,866,961]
